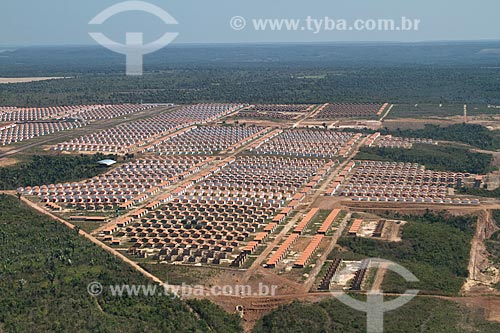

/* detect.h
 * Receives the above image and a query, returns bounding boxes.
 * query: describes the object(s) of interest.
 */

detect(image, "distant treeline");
[2,65,500,107]
[3,43,500,106]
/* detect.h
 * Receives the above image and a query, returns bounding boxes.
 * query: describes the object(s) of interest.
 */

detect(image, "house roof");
[97,159,117,166]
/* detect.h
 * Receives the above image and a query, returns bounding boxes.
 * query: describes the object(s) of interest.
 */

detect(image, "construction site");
[2,102,500,331]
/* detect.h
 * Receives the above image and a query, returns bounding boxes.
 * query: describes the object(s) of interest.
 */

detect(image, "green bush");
[186,300,243,333]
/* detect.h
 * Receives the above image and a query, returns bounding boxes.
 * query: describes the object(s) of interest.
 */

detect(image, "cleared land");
[2,102,500,332]
[0,77,68,84]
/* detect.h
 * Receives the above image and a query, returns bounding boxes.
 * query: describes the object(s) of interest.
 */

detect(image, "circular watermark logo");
[87,281,103,296]
[230,16,247,31]
[331,258,419,333]
[89,1,179,76]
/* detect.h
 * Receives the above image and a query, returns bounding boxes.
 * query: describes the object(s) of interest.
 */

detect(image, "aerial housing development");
[2,7,500,331]
[2,94,500,332]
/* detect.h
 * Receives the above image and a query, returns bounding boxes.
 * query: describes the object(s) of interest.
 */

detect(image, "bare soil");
[0,77,68,84]
[0,157,19,167]
[462,210,500,296]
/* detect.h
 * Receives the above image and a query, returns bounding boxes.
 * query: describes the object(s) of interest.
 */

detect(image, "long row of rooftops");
[0,104,157,122]
[0,103,395,147]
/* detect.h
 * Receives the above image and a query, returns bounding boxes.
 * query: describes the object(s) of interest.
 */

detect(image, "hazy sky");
[1,0,499,46]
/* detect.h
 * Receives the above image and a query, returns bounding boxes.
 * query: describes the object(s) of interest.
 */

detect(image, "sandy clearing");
[0,77,69,84]
[0,157,19,167]
[462,210,500,296]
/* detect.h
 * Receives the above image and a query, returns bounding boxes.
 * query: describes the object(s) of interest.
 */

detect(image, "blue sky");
[1,0,499,46]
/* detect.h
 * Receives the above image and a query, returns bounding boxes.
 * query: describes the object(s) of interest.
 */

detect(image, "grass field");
[389,103,500,119]
[468,105,500,116]
[388,104,465,118]
[0,77,68,84]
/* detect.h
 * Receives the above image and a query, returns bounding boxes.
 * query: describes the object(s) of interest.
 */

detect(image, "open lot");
[0,77,68,84]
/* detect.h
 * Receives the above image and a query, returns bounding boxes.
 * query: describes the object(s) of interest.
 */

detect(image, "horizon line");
[2,38,500,48]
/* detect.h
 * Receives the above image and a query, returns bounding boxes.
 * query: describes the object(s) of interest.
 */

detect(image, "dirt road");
[379,104,394,122]
[17,194,164,285]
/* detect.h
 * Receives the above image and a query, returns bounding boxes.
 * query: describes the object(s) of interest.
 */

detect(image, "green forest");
[332,211,475,295]
[356,144,494,174]
[386,124,500,150]
[0,194,242,332]
[0,154,118,190]
[459,187,500,198]
[2,67,500,107]
[2,42,500,106]
[254,297,500,333]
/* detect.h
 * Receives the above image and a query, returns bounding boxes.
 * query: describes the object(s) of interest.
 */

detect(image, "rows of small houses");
[73,104,159,120]
[250,128,362,158]
[19,155,212,209]
[0,121,85,145]
[53,104,242,153]
[102,156,337,265]
[247,104,315,113]
[0,104,156,122]
[235,104,313,120]
[119,198,280,265]
[265,208,342,268]
[235,111,304,120]
[0,104,160,146]
[189,156,335,201]
[327,160,480,204]
[144,125,269,155]
[0,105,101,121]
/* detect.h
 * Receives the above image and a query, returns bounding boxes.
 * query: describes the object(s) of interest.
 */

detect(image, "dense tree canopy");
[254,297,500,333]
[0,194,242,332]
[2,43,500,106]
[356,144,494,174]
[333,211,475,295]
[0,154,118,190]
